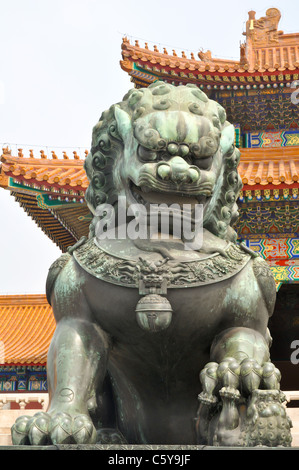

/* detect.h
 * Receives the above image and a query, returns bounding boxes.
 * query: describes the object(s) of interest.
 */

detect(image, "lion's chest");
[85,277,229,346]
[82,256,267,358]
[73,238,256,346]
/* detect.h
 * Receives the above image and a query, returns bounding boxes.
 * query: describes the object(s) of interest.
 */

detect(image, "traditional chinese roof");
[120,8,299,90]
[0,295,55,365]
[239,147,299,187]
[0,148,89,192]
[236,148,299,242]
[0,147,91,252]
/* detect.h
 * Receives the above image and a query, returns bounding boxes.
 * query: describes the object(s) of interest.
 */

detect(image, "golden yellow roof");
[239,147,299,186]
[0,295,55,365]
[244,8,299,71]
[0,148,89,190]
[0,148,91,252]
[120,8,299,87]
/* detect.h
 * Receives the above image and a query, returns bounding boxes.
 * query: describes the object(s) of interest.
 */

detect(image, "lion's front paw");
[11,411,97,446]
[196,358,291,447]
[199,357,281,405]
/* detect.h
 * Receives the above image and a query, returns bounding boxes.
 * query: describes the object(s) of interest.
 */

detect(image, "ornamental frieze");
[72,238,251,289]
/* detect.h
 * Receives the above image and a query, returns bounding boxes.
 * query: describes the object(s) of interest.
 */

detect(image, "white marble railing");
[284,391,299,403]
[0,391,298,412]
[0,393,49,411]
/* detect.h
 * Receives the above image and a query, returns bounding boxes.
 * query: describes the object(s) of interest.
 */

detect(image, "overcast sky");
[0,0,298,294]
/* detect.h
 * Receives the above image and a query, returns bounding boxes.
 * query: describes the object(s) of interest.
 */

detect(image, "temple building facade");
[0,7,299,395]
[0,295,53,393]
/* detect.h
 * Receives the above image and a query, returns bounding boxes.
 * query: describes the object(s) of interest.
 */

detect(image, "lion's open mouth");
[129,180,212,209]
[127,180,212,236]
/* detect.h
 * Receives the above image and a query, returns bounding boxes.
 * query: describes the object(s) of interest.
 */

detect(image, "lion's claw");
[49,412,73,444]
[27,412,51,445]
[72,415,97,443]
[11,415,31,445]
[11,411,97,445]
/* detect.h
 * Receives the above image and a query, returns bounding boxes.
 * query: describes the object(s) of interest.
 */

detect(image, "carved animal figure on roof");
[11,82,292,447]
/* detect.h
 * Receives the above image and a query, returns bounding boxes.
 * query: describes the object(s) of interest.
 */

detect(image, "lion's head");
[84,82,242,244]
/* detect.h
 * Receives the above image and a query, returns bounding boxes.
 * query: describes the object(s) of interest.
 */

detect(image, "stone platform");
[0,444,296,450]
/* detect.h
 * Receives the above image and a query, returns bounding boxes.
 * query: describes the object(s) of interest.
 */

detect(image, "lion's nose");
[157,156,200,184]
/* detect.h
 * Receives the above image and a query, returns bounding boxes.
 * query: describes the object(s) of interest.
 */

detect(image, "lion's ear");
[114,106,132,144]
[220,123,235,155]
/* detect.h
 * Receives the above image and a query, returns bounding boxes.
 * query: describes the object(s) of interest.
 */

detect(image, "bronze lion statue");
[12,82,292,447]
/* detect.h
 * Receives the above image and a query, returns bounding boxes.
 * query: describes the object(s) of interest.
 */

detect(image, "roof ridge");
[0,294,48,305]
[1,147,89,161]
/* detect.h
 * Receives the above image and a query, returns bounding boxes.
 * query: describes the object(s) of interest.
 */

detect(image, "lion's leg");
[196,327,292,447]
[12,317,110,446]
[47,318,109,420]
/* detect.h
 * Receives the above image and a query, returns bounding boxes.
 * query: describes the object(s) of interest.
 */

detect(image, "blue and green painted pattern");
[0,366,47,392]
[243,238,299,289]
[244,129,299,148]
[243,238,299,259]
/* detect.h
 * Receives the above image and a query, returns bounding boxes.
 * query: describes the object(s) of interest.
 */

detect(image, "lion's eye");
[137,145,157,162]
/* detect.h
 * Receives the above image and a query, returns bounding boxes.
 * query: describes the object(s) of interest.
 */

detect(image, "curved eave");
[121,39,299,87]
[1,153,88,192]
[239,147,299,187]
